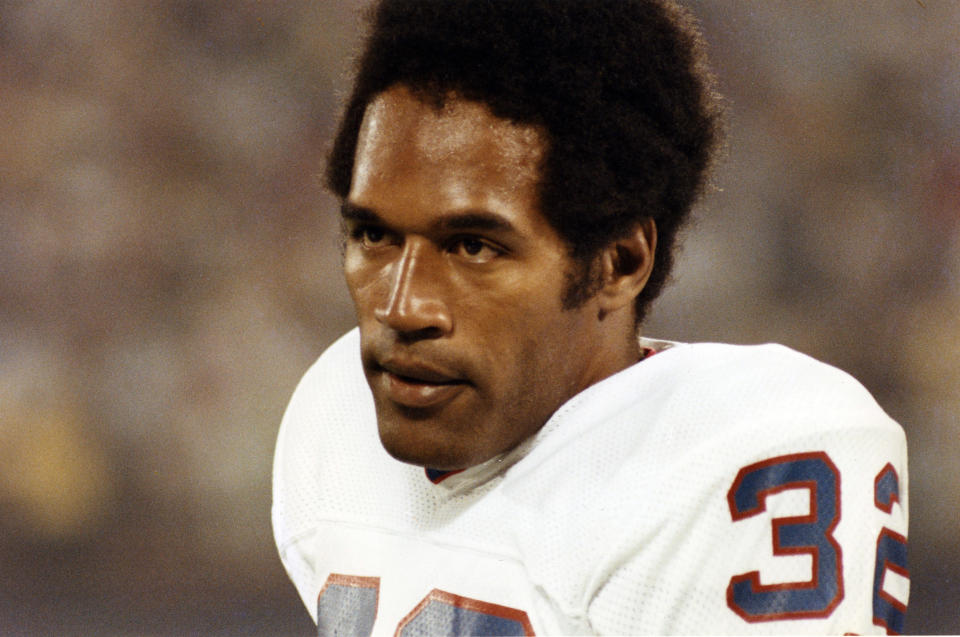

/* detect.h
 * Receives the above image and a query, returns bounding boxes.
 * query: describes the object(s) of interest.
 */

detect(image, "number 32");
[726,452,908,633]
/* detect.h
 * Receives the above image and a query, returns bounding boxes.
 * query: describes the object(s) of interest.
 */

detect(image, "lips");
[376,359,468,409]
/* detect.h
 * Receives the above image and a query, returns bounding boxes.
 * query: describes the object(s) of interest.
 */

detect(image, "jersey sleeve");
[586,346,909,635]
[271,349,327,620]
[272,328,369,622]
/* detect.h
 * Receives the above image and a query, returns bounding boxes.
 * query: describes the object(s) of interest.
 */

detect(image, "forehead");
[349,85,546,219]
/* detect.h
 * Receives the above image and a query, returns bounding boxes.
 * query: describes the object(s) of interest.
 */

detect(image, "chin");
[376,416,492,471]
[379,436,470,470]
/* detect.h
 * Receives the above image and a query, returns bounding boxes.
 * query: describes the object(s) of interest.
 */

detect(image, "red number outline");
[726,451,844,622]
[874,528,910,617]
[395,588,535,637]
[317,573,381,637]
[320,573,382,594]
[872,463,909,634]
[874,463,901,513]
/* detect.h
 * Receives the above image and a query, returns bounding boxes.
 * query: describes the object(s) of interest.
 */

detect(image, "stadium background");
[1,1,957,634]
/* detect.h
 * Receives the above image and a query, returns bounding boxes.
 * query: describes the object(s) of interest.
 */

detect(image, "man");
[273,1,909,634]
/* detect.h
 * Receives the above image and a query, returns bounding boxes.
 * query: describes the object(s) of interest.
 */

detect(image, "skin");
[343,84,656,470]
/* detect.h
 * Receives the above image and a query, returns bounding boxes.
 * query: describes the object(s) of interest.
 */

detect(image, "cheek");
[477,322,581,448]
[460,268,579,373]
[476,293,585,397]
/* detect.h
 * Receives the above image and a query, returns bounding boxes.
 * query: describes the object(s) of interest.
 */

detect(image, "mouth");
[375,360,469,409]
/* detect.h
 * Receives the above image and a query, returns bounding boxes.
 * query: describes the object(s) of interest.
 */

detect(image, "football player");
[273,1,909,634]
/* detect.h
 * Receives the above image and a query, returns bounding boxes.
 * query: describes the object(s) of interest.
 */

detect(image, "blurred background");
[0,0,956,634]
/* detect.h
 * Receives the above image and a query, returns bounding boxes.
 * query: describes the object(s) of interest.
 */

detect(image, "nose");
[374,240,453,338]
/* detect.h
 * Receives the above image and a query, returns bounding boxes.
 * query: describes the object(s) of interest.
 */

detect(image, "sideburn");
[560,256,603,310]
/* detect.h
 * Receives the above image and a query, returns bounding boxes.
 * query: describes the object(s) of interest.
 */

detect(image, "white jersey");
[272,328,908,635]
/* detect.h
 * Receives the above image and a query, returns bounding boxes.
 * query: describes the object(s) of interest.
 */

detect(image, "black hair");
[327,0,721,323]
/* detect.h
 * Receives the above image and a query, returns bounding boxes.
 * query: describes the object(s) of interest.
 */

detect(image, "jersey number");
[727,452,907,633]
[316,574,535,637]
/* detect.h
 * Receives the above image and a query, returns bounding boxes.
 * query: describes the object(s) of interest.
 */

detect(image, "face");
[344,85,618,470]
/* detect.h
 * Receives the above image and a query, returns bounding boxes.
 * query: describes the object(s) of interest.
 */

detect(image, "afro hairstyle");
[327,0,722,324]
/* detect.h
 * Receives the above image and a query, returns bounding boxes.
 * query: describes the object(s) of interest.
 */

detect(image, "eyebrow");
[340,202,518,236]
[340,202,379,223]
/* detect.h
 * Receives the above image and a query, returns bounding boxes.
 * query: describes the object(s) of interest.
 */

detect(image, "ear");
[596,218,657,317]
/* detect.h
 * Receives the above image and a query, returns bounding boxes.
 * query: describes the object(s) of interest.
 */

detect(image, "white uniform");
[272,328,909,635]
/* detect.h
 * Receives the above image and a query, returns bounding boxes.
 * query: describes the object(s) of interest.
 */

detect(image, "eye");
[351,225,393,248]
[450,236,502,263]
[361,227,385,245]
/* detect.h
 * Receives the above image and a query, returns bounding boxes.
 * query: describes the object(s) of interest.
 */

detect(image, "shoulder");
[271,328,376,548]
[500,339,907,631]
[272,328,399,613]
[576,339,906,504]
[273,329,369,494]
[519,339,901,477]
[276,327,371,452]
[650,339,883,407]
[629,340,903,449]
[291,327,365,402]
[636,339,907,484]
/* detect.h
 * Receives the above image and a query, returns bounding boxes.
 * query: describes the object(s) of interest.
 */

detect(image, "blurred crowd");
[1,1,957,634]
